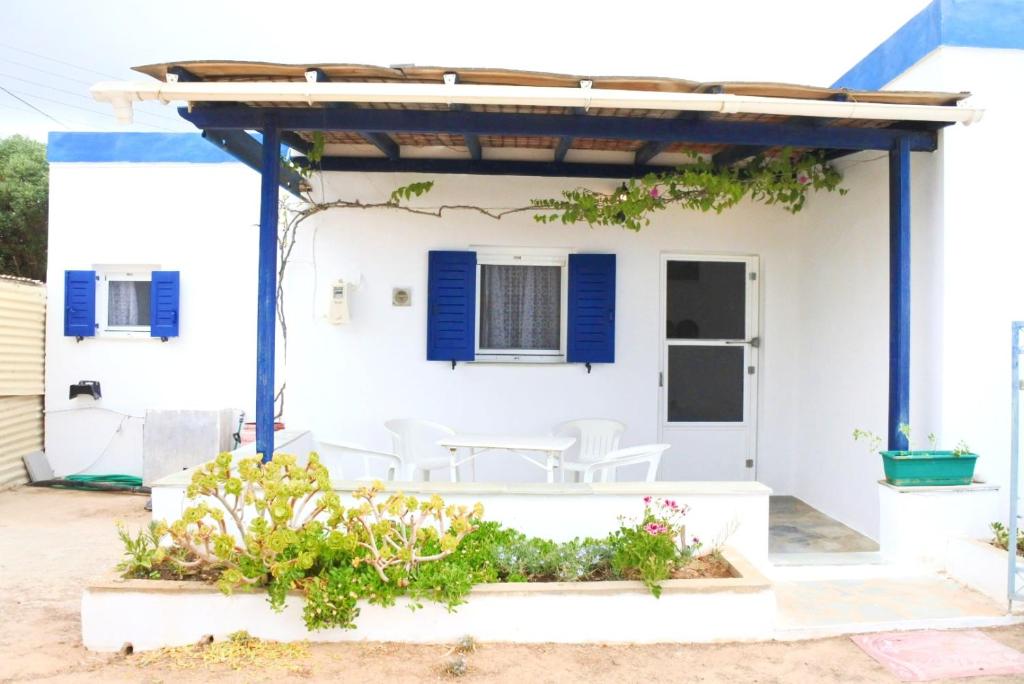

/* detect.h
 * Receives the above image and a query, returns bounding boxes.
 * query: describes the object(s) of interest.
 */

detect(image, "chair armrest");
[583,444,670,473]
[316,440,403,480]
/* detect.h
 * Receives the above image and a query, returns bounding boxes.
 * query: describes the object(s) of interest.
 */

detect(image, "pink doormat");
[851,630,1024,681]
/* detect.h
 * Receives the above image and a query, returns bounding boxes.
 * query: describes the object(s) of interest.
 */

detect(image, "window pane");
[479,264,561,350]
[667,345,744,422]
[666,260,746,340]
[108,280,151,327]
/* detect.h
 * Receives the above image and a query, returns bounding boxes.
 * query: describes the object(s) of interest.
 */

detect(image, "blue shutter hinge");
[585,362,592,374]
[451,359,457,370]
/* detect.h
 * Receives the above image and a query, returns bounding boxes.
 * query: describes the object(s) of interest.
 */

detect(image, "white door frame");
[657,253,760,480]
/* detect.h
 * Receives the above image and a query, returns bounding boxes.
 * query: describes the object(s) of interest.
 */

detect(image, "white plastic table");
[437,434,577,483]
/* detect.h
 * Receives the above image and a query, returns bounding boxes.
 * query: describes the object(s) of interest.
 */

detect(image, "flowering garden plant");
[610,496,702,597]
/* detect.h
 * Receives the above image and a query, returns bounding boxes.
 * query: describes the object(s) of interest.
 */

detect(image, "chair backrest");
[553,419,626,464]
[384,419,455,466]
[584,443,670,483]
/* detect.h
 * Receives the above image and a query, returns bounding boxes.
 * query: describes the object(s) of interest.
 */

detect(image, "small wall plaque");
[392,287,412,306]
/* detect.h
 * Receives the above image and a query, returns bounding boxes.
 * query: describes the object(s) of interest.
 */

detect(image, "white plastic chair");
[553,419,626,482]
[581,443,670,483]
[314,439,403,481]
[384,419,457,481]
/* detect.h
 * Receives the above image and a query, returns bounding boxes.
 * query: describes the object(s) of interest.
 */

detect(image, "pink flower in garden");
[797,172,810,185]
[650,187,660,199]
[663,499,678,510]
[692,536,700,545]
[644,522,668,536]
[643,496,652,505]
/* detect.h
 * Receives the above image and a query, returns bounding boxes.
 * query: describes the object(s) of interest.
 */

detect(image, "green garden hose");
[29,473,148,494]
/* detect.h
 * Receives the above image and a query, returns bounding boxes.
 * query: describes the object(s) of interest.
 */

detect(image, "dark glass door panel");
[666,260,746,340]
[667,345,744,422]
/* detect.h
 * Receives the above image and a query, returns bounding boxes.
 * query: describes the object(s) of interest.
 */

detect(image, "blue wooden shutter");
[427,251,476,362]
[567,254,616,364]
[63,270,96,337]
[150,271,180,338]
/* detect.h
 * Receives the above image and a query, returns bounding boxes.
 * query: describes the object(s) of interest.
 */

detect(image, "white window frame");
[473,247,570,363]
[94,265,158,338]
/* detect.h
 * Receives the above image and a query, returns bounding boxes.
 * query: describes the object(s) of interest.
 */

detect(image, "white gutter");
[91,78,983,127]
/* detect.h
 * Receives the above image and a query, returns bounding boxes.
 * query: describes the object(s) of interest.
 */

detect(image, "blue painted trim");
[201,129,305,198]
[888,137,911,451]
[149,270,180,338]
[833,0,1024,90]
[567,254,616,364]
[943,0,1024,50]
[635,141,670,166]
[308,68,401,160]
[426,251,477,363]
[179,106,938,152]
[256,122,280,464]
[47,132,236,163]
[63,270,96,337]
[554,136,573,163]
[295,156,697,179]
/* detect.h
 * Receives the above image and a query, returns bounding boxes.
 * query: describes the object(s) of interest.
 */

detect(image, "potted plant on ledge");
[853,423,979,487]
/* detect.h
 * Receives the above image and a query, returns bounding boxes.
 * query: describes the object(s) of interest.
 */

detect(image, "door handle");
[725,336,760,348]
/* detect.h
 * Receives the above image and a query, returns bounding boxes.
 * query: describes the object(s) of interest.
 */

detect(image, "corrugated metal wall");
[0,276,45,489]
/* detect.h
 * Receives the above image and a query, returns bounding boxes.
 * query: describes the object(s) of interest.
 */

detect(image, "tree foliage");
[0,135,48,280]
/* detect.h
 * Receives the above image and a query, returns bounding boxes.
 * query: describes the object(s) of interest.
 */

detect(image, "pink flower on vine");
[797,172,810,185]
[692,536,700,545]
[650,187,661,199]
[663,499,678,510]
[643,496,652,505]
[644,522,668,535]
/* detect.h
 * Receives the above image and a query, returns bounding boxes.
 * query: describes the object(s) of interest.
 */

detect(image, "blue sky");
[0,0,934,141]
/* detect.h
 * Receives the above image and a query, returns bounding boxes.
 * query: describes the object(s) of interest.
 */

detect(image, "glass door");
[658,255,759,481]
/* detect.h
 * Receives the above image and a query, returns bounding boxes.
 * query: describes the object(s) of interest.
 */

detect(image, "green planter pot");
[880,450,978,486]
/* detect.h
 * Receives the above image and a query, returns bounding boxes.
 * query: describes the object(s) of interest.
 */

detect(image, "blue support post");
[888,137,911,451]
[256,120,280,463]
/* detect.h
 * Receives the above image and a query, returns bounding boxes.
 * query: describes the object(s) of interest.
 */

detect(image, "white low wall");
[944,537,1021,608]
[82,548,773,652]
[878,481,999,567]
[151,462,771,567]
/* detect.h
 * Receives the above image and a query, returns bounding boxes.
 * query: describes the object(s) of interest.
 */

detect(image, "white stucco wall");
[44,163,261,476]
[886,46,1024,527]
[788,149,943,538]
[282,172,810,490]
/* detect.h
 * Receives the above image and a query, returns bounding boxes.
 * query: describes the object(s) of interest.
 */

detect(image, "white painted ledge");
[944,536,1024,608]
[82,548,774,652]
[151,455,772,565]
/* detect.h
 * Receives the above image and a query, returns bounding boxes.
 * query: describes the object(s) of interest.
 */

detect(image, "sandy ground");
[2,486,1024,683]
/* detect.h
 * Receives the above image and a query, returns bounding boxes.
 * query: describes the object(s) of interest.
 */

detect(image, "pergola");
[92,61,981,463]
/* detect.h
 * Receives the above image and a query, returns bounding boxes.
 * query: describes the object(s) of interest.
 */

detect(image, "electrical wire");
[0,86,178,131]
[0,83,65,127]
[0,71,183,123]
[0,56,94,86]
[0,42,122,80]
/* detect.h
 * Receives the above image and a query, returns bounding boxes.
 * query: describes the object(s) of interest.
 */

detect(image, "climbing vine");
[532,149,845,231]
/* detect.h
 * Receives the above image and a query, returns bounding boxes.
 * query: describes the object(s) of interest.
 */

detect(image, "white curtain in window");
[480,265,561,350]
[108,281,143,326]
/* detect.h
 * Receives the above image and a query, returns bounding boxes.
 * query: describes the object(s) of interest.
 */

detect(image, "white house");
[42,0,1024,561]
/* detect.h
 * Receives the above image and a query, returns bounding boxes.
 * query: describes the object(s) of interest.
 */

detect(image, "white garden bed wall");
[878,481,999,567]
[82,548,773,652]
[944,537,1022,607]
[152,461,771,568]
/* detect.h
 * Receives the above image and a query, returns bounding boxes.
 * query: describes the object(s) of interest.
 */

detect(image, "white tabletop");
[438,434,576,452]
